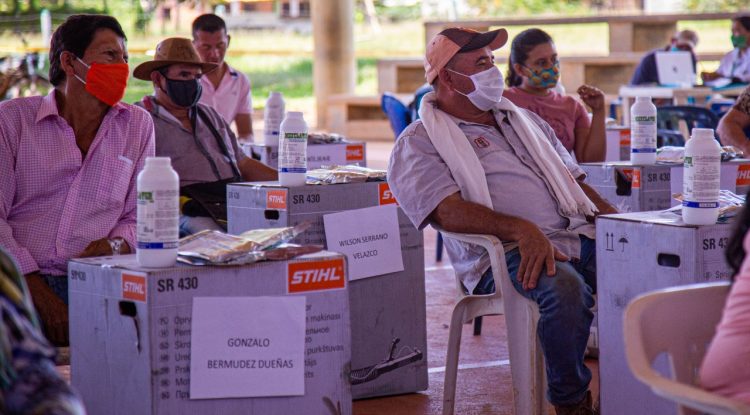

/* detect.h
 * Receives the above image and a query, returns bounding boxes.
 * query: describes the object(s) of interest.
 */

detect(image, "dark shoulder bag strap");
[196,106,243,181]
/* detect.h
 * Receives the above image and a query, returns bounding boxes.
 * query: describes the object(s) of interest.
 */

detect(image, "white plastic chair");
[439,231,547,415]
[624,282,750,415]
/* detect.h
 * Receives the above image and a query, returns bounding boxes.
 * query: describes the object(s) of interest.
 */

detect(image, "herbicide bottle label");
[137,189,179,249]
[631,115,656,153]
[683,155,720,208]
[279,132,308,173]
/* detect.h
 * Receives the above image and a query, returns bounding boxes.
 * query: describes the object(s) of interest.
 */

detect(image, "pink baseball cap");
[424,27,508,84]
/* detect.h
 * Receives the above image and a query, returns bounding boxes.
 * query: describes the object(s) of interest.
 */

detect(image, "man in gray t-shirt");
[388,27,615,414]
[133,38,276,235]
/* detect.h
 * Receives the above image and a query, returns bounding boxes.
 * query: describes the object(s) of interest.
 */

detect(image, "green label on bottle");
[284,132,307,139]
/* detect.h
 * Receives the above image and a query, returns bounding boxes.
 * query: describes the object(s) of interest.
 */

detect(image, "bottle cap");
[270,91,281,97]
[145,156,171,167]
[691,128,714,140]
[635,96,652,102]
[286,111,304,119]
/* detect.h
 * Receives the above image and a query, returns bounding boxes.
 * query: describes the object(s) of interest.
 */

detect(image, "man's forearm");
[235,113,253,142]
[717,109,750,154]
[239,158,278,182]
[430,193,533,242]
[578,180,617,214]
[582,110,606,162]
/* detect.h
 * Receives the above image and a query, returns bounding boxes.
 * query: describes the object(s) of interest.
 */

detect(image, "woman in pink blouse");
[699,197,750,404]
[503,28,606,162]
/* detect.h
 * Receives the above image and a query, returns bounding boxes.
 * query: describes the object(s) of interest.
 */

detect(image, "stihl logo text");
[287,259,346,293]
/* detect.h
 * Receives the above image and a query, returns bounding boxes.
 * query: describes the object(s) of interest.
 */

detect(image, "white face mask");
[448,65,504,111]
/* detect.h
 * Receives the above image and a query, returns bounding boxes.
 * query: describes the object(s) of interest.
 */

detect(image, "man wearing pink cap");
[388,27,615,414]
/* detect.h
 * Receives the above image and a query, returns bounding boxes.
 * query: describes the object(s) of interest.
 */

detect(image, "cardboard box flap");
[598,211,700,227]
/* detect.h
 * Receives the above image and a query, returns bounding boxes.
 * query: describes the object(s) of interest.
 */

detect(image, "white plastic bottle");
[137,157,179,267]
[630,96,657,165]
[278,111,308,187]
[682,128,721,225]
[263,92,285,146]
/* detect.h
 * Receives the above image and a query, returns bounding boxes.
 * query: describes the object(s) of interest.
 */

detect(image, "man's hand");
[516,222,569,291]
[701,71,720,82]
[26,272,69,346]
[78,237,131,258]
[577,84,605,112]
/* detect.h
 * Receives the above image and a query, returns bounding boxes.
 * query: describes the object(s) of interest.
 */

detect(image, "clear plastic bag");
[306,165,387,185]
[177,222,312,265]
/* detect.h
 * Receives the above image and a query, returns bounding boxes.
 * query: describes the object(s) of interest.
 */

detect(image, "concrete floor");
[351,227,600,415]
[57,142,600,414]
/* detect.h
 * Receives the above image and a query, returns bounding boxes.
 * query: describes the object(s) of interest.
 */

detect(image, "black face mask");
[162,77,202,108]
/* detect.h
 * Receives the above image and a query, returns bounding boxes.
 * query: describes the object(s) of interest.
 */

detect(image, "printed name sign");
[323,204,404,280]
[189,296,306,399]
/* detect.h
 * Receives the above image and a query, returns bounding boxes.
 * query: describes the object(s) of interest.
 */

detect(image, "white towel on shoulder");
[418,92,597,217]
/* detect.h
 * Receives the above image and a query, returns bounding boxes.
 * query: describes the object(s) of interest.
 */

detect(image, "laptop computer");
[655,51,695,87]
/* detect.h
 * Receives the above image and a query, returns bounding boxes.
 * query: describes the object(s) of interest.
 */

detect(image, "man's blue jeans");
[179,214,223,237]
[473,236,596,406]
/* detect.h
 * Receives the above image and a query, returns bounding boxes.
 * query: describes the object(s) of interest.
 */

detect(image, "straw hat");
[133,37,218,80]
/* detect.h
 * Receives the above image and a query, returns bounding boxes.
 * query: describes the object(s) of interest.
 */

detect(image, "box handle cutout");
[119,300,142,353]
[615,169,632,196]
[657,253,681,268]
[264,210,280,220]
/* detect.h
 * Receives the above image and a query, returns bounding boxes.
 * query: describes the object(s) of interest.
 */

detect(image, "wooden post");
[311,0,356,129]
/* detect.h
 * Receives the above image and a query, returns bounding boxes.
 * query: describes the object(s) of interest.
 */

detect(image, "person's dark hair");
[734,15,750,33]
[48,14,126,87]
[725,189,750,280]
[505,28,553,88]
[192,14,227,37]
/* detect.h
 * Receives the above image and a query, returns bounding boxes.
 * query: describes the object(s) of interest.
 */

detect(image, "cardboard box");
[582,162,675,212]
[227,181,427,399]
[605,127,630,162]
[227,182,422,250]
[669,158,750,205]
[69,252,352,415]
[596,212,734,415]
[243,142,367,169]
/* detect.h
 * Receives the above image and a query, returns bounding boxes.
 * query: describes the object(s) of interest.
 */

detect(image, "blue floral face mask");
[523,61,560,89]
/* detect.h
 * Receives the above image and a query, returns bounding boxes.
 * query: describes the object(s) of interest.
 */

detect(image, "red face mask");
[74,57,129,106]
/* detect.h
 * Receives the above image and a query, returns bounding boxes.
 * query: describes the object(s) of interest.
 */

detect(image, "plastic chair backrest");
[657,129,686,147]
[381,93,411,139]
[410,84,433,121]
[624,282,750,415]
[657,106,720,136]
[438,229,547,415]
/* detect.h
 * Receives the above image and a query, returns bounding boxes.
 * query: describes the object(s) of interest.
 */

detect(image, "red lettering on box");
[288,258,346,293]
[621,168,640,189]
[379,183,398,206]
[346,144,364,162]
[266,190,287,210]
[737,165,750,187]
[122,273,146,302]
[619,129,631,146]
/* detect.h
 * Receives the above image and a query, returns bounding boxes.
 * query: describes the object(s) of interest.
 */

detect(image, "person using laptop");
[504,28,606,162]
[702,16,750,85]
[630,30,698,86]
